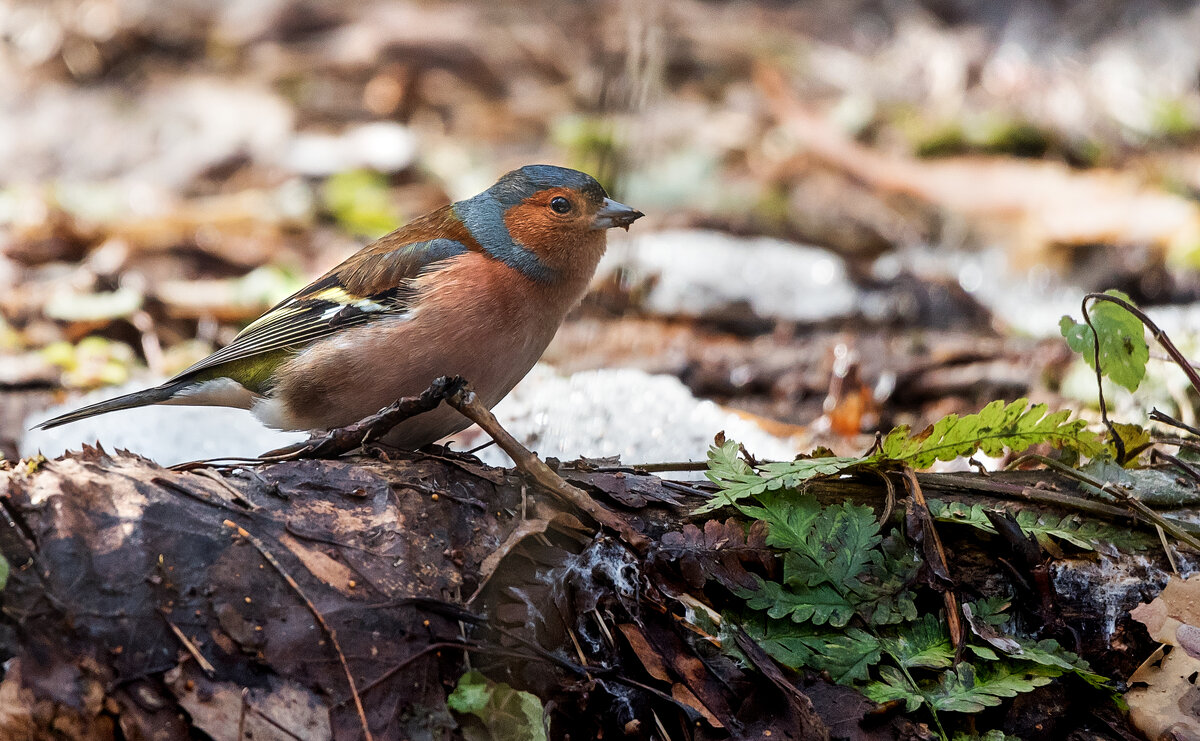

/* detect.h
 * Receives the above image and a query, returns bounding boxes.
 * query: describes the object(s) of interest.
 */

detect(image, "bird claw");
[257,376,469,462]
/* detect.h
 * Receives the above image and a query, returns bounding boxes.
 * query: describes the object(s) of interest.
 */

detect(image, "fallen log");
[0,441,1169,739]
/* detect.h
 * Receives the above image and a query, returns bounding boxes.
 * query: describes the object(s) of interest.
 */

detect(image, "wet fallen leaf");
[616,623,672,683]
[1127,575,1200,738]
[167,665,332,741]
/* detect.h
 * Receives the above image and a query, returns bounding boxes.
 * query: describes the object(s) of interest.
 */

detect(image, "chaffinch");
[38,165,644,448]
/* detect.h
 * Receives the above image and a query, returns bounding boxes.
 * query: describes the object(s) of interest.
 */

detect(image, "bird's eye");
[550,196,572,214]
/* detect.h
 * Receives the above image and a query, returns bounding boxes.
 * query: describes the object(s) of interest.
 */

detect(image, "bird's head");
[455,165,643,282]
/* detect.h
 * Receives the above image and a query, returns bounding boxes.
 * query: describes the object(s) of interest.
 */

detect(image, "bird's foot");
[257,376,468,462]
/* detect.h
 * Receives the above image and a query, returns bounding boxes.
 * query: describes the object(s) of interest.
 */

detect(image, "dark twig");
[1080,296,1123,462]
[258,376,467,461]
[1152,437,1200,455]
[596,461,710,473]
[1149,409,1200,438]
[1012,454,1200,552]
[901,467,962,652]
[876,469,897,527]
[224,520,373,741]
[169,456,269,471]
[915,473,1153,523]
[1084,293,1200,394]
[1150,449,1200,486]
[158,609,216,677]
[445,385,650,553]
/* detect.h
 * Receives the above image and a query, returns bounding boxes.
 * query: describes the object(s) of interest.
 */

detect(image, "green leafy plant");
[322,169,403,238]
[733,491,917,628]
[1059,289,1149,392]
[447,670,547,741]
[700,419,1111,738]
[693,291,1178,738]
[713,487,1108,735]
[697,443,861,514]
[926,499,1151,553]
[699,398,1101,514]
[877,398,1102,468]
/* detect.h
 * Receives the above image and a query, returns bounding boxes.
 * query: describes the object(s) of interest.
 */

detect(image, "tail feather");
[34,383,184,430]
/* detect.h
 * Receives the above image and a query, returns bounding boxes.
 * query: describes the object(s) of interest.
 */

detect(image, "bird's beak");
[592,198,644,231]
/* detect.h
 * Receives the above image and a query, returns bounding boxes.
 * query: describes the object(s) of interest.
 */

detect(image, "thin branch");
[158,609,216,677]
[1149,409,1200,438]
[1084,292,1200,393]
[596,461,710,473]
[1080,295,1123,462]
[901,467,962,652]
[1151,437,1200,454]
[1150,449,1200,486]
[1012,455,1200,552]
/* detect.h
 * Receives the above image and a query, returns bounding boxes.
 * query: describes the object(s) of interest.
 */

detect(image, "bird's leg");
[444,384,650,554]
[258,376,468,461]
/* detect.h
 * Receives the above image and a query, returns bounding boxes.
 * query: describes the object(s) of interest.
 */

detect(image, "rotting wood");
[0,444,1175,739]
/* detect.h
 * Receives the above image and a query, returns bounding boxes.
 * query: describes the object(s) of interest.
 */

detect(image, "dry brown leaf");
[1125,644,1200,740]
[1127,575,1200,738]
[167,664,332,741]
[671,682,723,729]
[477,518,552,587]
[616,623,672,683]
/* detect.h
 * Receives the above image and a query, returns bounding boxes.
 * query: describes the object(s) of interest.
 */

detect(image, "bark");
[0,446,1165,740]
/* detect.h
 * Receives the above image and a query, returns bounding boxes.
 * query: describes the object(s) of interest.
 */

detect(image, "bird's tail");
[34,382,185,430]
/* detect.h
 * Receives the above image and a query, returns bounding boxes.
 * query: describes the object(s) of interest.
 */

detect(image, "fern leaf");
[951,732,1026,741]
[698,441,862,514]
[856,534,920,625]
[864,666,924,712]
[739,493,918,626]
[745,492,882,587]
[963,597,1011,628]
[931,663,1056,713]
[877,399,1102,468]
[998,636,1109,688]
[741,617,882,684]
[887,613,954,670]
[740,577,856,627]
[928,499,1148,553]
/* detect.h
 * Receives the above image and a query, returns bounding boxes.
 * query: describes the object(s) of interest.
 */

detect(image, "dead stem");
[1080,296,1123,462]
[1149,409,1200,438]
[595,461,710,473]
[1012,454,1200,552]
[158,608,216,677]
[901,467,963,651]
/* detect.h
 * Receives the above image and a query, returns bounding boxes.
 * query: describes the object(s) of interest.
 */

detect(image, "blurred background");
[6,0,1200,465]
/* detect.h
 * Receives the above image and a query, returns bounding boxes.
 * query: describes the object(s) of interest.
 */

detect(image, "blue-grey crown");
[486,165,608,207]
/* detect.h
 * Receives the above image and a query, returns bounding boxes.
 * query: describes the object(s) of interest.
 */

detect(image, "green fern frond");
[698,440,861,514]
[930,663,1057,713]
[878,398,1102,468]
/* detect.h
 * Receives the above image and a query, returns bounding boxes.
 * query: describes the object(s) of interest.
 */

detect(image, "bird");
[37,164,644,449]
